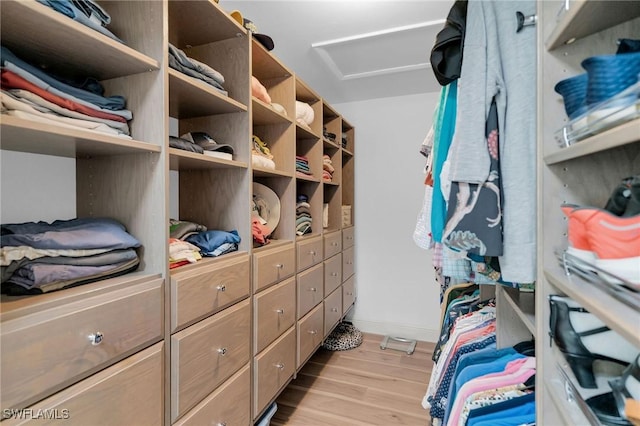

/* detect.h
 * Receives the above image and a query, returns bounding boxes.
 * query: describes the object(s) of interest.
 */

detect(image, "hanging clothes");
[445,0,537,283]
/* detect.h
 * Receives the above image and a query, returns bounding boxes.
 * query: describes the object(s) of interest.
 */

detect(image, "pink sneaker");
[561,204,598,264]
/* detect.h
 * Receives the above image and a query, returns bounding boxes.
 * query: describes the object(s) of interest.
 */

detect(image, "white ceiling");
[219,0,454,104]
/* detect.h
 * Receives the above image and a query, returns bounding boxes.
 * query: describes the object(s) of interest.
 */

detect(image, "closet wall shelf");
[251,40,292,81]
[168,69,247,118]
[323,140,341,150]
[323,181,340,187]
[253,167,293,178]
[544,265,640,347]
[0,116,161,158]
[500,288,536,335]
[342,148,354,157]
[252,239,293,253]
[0,0,159,80]
[544,119,640,165]
[296,174,320,183]
[296,125,320,140]
[169,148,248,171]
[545,0,640,51]
[168,0,245,48]
[252,98,293,126]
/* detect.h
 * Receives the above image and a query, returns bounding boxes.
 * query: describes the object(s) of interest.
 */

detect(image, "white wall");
[334,91,442,342]
[1,151,76,223]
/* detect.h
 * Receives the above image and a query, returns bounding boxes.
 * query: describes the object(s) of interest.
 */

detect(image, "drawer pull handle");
[332,242,338,246]
[88,332,104,346]
[275,263,284,269]
[216,284,226,292]
[308,330,317,335]
[331,272,338,277]
[309,250,316,256]
[309,287,317,292]
[217,423,227,426]
[347,261,353,265]
[274,363,285,370]
[347,236,353,240]
[275,308,284,314]
[217,347,227,356]
[331,308,338,312]
[347,292,353,296]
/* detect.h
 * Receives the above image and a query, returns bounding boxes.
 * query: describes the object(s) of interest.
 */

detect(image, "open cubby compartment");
[295,77,323,137]
[180,32,251,110]
[296,133,322,181]
[253,123,295,175]
[296,180,322,238]
[177,167,252,254]
[253,176,295,242]
[341,119,355,153]
[168,0,245,50]
[323,145,342,185]
[177,109,251,169]
[0,1,161,82]
[341,153,354,227]
[322,113,342,149]
[323,184,342,233]
[252,40,295,118]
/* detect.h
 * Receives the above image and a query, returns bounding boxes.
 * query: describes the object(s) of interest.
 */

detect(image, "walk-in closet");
[1,1,639,425]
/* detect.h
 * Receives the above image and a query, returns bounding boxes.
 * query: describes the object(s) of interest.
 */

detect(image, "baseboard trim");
[346,318,440,343]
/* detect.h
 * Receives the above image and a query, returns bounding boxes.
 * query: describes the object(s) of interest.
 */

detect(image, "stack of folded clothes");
[168,219,240,268]
[295,155,313,178]
[323,155,334,182]
[296,194,312,236]
[1,46,133,138]
[37,0,123,43]
[252,135,276,169]
[1,217,141,295]
[169,43,227,95]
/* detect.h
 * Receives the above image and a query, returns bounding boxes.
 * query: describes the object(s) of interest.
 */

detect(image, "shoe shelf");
[544,118,640,165]
[544,264,640,348]
[545,0,640,51]
[0,0,160,81]
[169,69,248,118]
[0,115,161,158]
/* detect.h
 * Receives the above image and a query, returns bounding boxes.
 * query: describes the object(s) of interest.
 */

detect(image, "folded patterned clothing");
[323,170,333,181]
[36,0,123,43]
[185,229,240,257]
[296,220,312,236]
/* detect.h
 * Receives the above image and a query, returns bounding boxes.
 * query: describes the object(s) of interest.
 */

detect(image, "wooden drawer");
[253,243,295,292]
[254,327,295,418]
[323,253,342,297]
[324,287,343,337]
[297,304,324,368]
[171,253,250,332]
[255,277,296,353]
[343,276,356,312]
[323,230,342,259]
[342,226,355,249]
[3,342,163,426]
[296,235,323,272]
[175,364,250,426]
[342,246,355,282]
[297,263,323,319]
[1,277,163,409]
[171,299,250,421]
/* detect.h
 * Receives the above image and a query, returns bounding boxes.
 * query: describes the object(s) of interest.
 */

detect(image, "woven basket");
[582,51,640,105]
[554,73,588,119]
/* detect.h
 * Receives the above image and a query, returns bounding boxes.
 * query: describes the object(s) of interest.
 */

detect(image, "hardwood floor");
[272,333,435,426]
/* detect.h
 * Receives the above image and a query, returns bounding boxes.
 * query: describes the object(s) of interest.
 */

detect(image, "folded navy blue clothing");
[186,230,241,256]
[1,217,140,250]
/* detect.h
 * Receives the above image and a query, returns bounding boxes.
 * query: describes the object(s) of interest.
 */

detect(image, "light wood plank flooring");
[272,333,435,426]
